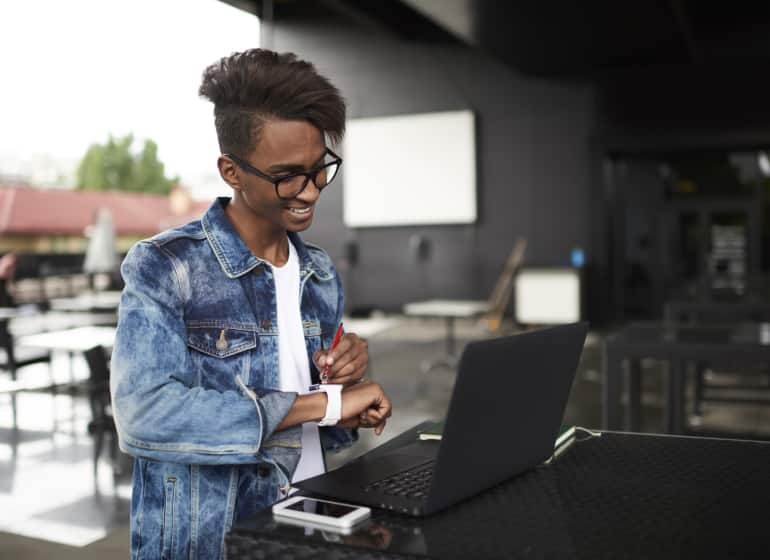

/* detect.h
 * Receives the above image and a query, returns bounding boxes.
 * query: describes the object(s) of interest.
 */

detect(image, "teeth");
[289,207,310,214]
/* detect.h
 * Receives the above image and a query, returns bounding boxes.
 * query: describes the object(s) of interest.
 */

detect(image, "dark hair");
[198,48,346,155]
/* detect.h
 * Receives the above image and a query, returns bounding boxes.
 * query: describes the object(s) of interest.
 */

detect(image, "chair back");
[0,319,17,372]
[83,345,111,425]
[483,238,528,331]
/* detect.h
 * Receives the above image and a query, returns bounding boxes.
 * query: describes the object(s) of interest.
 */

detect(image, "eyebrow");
[266,151,327,174]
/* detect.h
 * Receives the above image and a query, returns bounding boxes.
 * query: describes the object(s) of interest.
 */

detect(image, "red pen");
[321,322,344,383]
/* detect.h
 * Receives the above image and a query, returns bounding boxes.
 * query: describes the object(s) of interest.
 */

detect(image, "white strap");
[309,384,342,426]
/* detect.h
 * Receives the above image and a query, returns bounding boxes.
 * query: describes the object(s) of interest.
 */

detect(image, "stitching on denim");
[150,224,207,246]
[153,242,190,306]
[187,339,256,359]
[221,467,238,559]
[121,433,260,454]
[235,374,264,451]
[263,440,302,448]
[190,464,199,559]
[161,477,176,559]
[202,211,262,279]
[134,459,148,557]
[185,320,259,331]
[202,212,235,278]
[154,231,207,246]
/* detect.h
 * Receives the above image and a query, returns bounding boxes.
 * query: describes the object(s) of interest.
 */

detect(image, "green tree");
[76,133,179,194]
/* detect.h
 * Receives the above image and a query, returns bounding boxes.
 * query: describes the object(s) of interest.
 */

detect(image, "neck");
[224,196,289,266]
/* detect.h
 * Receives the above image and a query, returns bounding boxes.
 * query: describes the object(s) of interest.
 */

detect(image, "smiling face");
[220,118,327,236]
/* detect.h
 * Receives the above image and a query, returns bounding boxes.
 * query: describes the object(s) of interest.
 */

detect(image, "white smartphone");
[272,496,371,530]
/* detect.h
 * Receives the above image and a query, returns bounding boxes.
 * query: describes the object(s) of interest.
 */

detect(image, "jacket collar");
[201,197,327,279]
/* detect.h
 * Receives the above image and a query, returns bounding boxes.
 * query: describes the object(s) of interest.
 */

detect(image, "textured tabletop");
[228,430,770,559]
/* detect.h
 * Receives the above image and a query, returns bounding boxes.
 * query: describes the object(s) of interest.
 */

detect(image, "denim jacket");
[111,197,356,560]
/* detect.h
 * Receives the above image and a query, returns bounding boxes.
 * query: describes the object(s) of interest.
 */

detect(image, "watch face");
[308,383,343,393]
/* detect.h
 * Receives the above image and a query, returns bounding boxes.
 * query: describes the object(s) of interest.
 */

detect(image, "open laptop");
[297,322,589,516]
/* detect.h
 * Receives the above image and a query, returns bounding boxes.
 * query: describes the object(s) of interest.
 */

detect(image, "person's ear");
[217,155,243,192]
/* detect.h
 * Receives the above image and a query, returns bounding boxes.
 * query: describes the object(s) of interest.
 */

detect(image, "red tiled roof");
[0,185,211,236]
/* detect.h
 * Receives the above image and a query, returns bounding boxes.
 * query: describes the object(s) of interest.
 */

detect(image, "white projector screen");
[343,110,476,227]
[514,268,582,325]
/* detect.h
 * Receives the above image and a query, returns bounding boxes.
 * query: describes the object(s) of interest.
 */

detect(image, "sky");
[0,0,260,199]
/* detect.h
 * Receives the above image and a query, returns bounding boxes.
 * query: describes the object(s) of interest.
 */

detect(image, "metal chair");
[83,345,119,486]
[0,318,52,428]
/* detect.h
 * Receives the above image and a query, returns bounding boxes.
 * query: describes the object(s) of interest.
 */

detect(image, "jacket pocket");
[160,476,176,560]
[186,324,257,358]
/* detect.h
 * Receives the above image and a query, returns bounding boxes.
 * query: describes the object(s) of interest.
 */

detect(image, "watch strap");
[309,384,342,426]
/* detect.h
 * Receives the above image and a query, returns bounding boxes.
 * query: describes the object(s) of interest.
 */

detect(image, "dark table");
[663,298,770,323]
[603,321,770,433]
[226,423,770,559]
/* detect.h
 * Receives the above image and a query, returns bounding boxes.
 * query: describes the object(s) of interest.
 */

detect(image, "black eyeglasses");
[224,148,342,200]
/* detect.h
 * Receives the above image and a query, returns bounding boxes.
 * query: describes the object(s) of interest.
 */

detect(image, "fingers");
[322,334,368,385]
[336,417,360,430]
[329,355,368,386]
[357,408,389,435]
[374,418,388,435]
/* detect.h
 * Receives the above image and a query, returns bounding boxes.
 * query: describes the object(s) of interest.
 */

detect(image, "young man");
[111,49,392,560]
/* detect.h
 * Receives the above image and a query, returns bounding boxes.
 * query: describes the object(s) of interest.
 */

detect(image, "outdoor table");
[47,291,122,313]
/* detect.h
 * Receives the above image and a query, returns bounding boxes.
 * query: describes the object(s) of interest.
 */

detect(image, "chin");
[286,218,313,232]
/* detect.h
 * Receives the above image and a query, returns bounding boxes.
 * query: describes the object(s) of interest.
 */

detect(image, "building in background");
[0,184,210,256]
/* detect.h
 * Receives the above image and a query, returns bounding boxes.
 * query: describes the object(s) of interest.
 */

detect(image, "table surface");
[403,299,490,317]
[608,321,770,347]
[227,424,770,559]
[47,291,122,312]
[0,307,20,320]
[343,316,401,339]
[17,325,116,352]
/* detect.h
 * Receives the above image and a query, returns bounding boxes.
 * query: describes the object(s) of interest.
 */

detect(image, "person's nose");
[296,178,321,203]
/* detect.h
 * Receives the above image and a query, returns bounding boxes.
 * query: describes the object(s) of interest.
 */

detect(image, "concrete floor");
[1,315,768,557]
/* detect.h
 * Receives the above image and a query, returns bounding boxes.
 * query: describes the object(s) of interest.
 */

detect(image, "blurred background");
[1,0,770,556]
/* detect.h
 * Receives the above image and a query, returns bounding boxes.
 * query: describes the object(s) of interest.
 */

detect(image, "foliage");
[76,133,179,195]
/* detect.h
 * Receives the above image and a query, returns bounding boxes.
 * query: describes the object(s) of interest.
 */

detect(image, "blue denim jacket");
[111,197,356,560]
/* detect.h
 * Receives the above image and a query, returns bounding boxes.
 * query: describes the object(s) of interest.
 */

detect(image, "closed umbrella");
[83,208,117,276]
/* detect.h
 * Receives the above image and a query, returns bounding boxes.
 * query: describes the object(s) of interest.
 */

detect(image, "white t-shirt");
[270,238,325,483]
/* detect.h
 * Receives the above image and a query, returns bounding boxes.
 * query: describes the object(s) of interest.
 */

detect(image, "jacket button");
[261,319,272,330]
[253,266,263,277]
[257,464,271,477]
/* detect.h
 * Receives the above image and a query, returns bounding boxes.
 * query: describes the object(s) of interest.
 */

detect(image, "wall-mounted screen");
[343,110,476,227]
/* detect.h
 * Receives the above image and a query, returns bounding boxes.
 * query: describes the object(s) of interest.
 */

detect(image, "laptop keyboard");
[363,461,434,499]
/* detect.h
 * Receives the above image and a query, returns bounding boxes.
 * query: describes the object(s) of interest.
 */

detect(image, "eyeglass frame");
[222,148,343,200]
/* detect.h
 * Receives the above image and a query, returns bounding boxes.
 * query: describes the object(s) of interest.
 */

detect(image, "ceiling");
[224,0,770,80]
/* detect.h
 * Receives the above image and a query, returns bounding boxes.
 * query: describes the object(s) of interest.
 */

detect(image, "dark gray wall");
[272,15,595,312]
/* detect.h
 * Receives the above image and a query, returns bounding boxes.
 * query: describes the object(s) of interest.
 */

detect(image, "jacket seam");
[121,433,261,454]
[152,229,207,246]
[187,340,256,359]
[222,467,238,559]
[190,464,199,560]
[185,321,259,331]
[152,242,190,305]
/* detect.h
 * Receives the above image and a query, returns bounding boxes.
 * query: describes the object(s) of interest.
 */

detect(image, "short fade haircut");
[198,48,346,156]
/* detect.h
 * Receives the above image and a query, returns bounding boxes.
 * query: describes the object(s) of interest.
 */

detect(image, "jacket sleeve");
[111,240,297,464]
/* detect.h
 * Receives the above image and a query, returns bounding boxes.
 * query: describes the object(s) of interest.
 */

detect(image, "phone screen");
[285,498,359,518]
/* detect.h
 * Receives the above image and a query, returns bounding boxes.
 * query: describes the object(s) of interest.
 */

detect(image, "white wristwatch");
[308,383,342,426]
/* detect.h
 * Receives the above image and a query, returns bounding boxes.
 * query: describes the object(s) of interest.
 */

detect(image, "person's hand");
[336,381,392,435]
[313,332,368,387]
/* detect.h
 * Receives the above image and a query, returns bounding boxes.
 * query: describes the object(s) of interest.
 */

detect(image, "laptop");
[297,322,589,516]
